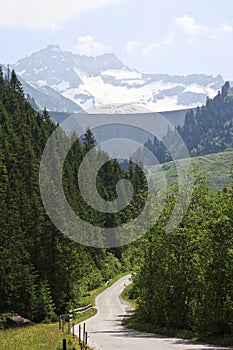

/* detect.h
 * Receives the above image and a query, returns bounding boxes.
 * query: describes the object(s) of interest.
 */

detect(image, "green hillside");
[148,150,233,191]
[145,82,233,162]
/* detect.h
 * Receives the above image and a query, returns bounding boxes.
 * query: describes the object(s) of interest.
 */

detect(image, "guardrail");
[72,304,93,314]
[59,306,93,349]
[59,304,93,333]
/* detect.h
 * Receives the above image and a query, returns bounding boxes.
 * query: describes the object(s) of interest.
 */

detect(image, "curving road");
[74,275,230,350]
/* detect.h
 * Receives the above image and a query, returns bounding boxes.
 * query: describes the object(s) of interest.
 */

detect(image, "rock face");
[6,314,34,328]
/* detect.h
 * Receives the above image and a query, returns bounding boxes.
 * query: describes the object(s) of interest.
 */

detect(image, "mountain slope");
[178,82,233,156]
[148,150,233,191]
[0,63,84,112]
[20,78,85,112]
[12,45,224,114]
[145,82,233,161]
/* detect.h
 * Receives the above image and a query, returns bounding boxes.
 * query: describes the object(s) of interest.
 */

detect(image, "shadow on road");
[89,314,230,350]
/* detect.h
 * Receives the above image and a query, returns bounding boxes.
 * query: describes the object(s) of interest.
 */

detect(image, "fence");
[59,305,93,349]
[59,304,92,333]
[77,323,89,350]
[62,322,88,350]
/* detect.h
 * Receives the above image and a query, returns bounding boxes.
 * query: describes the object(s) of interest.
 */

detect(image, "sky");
[0,0,233,79]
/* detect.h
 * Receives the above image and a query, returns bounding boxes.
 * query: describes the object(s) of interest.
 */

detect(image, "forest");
[126,83,233,336]
[0,67,146,322]
[146,81,233,162]
[131,170,233,336]
[1,67,233,338]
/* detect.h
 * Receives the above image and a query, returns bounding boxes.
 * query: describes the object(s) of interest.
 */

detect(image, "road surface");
[74,274,230,350]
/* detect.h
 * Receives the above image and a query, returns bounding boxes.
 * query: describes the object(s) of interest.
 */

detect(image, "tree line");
[1,67,233,337]
[131,170,233,336]
[0,67,146,322]
[145,82,233,162]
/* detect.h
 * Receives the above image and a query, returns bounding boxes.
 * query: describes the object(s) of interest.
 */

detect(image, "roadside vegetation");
[1,67,233,349]
[122,171,233,347]
[0,322,83,350]
[0,272,130,350]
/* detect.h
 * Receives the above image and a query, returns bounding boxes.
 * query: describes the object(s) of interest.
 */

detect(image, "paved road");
[74,275,230,350]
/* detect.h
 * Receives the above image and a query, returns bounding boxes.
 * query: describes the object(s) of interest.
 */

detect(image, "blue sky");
[1,0,233,79]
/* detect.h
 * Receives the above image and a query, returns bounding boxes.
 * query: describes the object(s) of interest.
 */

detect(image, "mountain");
[20,79,85,113]
[12,45,224,114]
[20,78,84,113]
[145,82,233,162]
[0,62,84,113]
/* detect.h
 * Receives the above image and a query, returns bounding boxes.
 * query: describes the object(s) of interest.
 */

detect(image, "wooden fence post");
[63,338,67,350]
[83,322,86,344]
[85,331,88,345]
[79,324,81,344]
[68,310,73,334]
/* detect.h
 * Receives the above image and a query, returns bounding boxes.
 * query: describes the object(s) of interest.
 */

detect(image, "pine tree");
[0,75,130,321]
[83,127,96,152]
[10,69,24,96]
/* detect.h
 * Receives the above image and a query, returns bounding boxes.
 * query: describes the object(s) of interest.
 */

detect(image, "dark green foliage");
[10,70,24,96]
[0,70,147,322]
[180,82,233,157]
[83,126,96,152]
[145,82,233,161]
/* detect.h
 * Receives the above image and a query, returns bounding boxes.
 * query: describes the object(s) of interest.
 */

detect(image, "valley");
[0,44,233,350]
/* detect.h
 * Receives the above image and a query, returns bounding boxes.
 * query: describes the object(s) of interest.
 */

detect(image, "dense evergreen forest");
[146,81,233,161]
[0,67,146,322]
[1,67,233,338]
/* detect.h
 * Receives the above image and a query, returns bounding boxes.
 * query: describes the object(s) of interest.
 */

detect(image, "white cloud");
[175,15,233,41]
[162,34,176,47]
[142,42,160,56]
[217,23,233,34]
[73,35,110,56]
[0,0,122,30]
[125,40,141,54]
[124,35,176,57]
[175,15,209,38]
[123,16,233,59]
[50,24,61,34]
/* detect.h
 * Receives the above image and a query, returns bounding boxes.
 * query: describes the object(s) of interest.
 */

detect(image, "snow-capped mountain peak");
[12,46,225,114]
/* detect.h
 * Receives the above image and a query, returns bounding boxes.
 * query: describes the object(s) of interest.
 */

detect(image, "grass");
[78,271,131,307]
[0,271,130,350]
[0,322,81,350]
[148,150,233,191]
[72,308,97,324]
[120,283,137,309]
